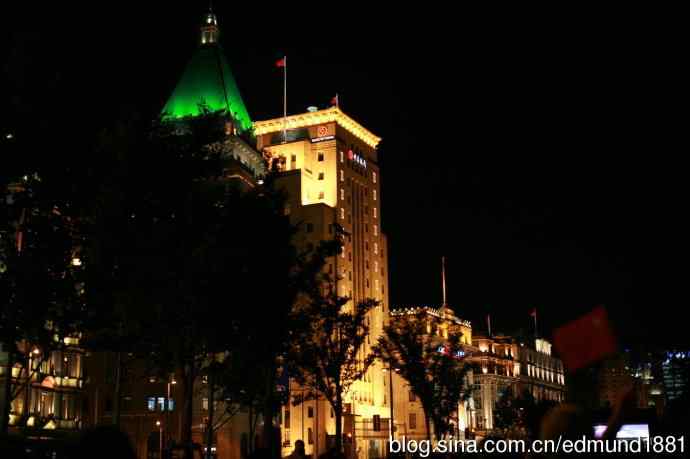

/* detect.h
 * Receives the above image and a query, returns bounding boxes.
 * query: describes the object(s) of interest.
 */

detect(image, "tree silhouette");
[376,311,474,441]
[288,257,378,453]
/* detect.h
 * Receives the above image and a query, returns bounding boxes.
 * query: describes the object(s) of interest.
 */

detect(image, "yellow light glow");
[253,107,381,148]
[71,257,82,267]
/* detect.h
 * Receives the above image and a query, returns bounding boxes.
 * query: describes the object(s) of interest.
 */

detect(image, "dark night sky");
[4,4,687,347]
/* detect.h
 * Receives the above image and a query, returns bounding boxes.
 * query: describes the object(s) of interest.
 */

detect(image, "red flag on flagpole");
[331,94,339,107]
[275,57,286,68]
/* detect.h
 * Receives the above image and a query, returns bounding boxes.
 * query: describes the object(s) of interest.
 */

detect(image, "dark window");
[409,391,416,402]
[318,153,324,161]
[308,427,314,444]
[284,408,290,428]
[306,223,314,233]
[409,413,417,430]
[308,406,314,418]
[318,172,324,180]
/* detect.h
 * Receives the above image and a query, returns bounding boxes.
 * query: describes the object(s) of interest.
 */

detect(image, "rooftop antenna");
[441,256,448,308]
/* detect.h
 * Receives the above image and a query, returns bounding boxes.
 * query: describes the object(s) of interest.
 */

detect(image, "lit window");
[340,208,345,220]
[147,397,156,411]
[373,171,377,183]
[340,151,344,163]
[340,188,344,201]
[374,225,378,236]
[373,207,378,219]
[374,243,378,255]
[157,397,166,411]
[202,398,208,410]
[340,170,344,182]
[373,189,377,201]
[375,279,379,291]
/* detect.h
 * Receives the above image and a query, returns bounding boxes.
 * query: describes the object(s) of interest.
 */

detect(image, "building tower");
[254,108,390,458]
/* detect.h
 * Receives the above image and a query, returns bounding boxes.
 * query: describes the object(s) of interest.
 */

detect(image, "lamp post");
[166,375,176,452]
[156,420,163,459]
[383,366,394,440]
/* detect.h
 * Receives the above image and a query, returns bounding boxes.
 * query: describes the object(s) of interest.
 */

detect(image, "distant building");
[470,334,565,432]
[662,350,690,402]
[0,334,85,436]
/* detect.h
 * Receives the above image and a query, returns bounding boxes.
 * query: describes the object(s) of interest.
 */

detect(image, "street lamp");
[166,375,177,452]
[383,365,394,439]
[156,420,162,459]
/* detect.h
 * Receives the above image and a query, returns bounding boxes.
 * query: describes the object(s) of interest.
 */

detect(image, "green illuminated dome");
[162,10,252,132]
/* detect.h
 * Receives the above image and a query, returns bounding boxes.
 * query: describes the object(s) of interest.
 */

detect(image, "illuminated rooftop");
[253,107,382,148]
[161,11,252,132]
[390,306,472,328]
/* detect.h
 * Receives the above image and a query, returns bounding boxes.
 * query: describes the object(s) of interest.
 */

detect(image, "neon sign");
[348,150,366,168]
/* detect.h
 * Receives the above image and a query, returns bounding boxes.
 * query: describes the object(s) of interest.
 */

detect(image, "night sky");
[5,4,687,347]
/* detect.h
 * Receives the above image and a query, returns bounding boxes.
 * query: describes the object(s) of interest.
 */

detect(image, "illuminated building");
[255,106,390,459]
[662,350,689,402]
[470,334,565,432]
[387,306,476,440]
[84,9,266,459]
[0,334,85,434]
[471,334,520,432]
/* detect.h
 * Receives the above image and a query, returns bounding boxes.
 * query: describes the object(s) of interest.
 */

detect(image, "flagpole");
[282,56,287,143]
[487,314,492,337]
[441,256,447,307]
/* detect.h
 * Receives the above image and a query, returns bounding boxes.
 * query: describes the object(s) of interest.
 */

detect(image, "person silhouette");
[287,439,306,459]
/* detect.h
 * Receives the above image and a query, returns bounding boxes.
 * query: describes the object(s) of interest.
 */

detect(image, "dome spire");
[200,3,219,45]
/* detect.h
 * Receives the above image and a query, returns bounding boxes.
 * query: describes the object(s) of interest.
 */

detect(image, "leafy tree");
[0,175,86,434]
[376,312,474,441]
[84,110,307,459]
[288,257,378,453]
[493,389,519,433]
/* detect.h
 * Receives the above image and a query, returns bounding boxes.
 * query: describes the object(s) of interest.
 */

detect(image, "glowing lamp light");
[32,348,41,355]
[156,420,161,427]
[71,257,82,267]
[348,150,354,160]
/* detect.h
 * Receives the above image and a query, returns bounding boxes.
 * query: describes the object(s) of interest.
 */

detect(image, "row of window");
[146,397,175,412]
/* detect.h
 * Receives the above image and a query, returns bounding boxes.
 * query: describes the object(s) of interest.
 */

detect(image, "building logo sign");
[312,124,335,143]
[348,150,367,168]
